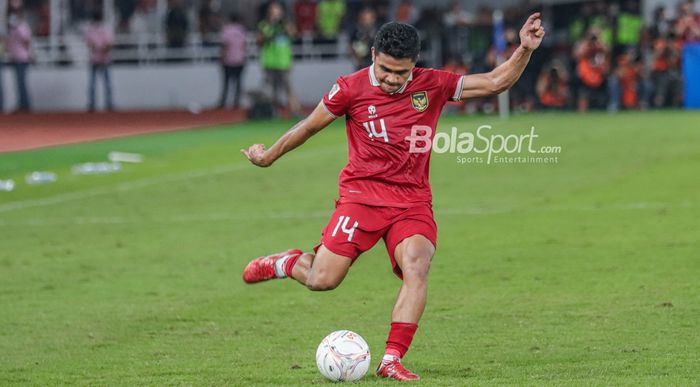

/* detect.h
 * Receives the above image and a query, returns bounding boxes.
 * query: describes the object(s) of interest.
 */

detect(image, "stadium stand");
[0,0,698,114]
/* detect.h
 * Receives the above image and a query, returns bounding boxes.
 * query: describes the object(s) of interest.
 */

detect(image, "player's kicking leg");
[242,245,351,291]
[376,234,435,381]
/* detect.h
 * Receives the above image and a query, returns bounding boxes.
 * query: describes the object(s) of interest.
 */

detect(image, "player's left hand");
[520,12,546,51]
[241,144,271,167]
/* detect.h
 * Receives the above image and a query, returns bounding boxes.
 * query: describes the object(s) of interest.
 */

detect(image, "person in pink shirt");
[218,13,247,109]
[6,4,32,112]
[85,10,115,111]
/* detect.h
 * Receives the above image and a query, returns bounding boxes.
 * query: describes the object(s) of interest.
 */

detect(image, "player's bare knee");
[399,248,432,283]
[399,252,430,277]
[307,283,338,291]
[306,272,341,291]
[402,258,431,283]
[306,277,340,291]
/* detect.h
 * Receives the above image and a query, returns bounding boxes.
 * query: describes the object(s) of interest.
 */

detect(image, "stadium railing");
[24,33,352,66]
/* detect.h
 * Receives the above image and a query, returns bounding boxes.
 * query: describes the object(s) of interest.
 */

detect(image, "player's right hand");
[520,13,546,51]
[240,144,272,167]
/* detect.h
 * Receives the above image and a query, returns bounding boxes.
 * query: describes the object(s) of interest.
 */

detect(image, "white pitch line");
[0,210,333,227]
[436,200,695,216]
[0,202,694,228]
[0,165,250,214]
[0,147,342,215]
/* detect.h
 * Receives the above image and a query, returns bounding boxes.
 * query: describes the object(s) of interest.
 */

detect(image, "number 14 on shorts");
[332,216,359,242]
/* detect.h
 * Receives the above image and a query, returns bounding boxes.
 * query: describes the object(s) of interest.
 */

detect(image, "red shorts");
[314,201,437,278]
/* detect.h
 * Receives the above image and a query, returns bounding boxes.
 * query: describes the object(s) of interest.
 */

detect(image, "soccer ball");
[315,330,371,381]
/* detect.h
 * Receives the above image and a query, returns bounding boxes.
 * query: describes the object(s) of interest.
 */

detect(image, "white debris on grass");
[0,179,15,192]
[72,162,123,175]
[25,172,58,185]
[108,151,143,163]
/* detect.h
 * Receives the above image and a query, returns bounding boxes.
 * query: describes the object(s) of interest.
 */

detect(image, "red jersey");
[322,66,463,207]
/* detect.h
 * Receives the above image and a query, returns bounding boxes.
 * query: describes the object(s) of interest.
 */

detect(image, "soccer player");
[241,14,545,381]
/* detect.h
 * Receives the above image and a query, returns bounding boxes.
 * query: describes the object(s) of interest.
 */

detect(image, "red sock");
[385,322,418,359]
[283,253,302,277]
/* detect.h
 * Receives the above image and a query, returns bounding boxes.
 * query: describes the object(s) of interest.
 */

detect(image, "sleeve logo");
[328,83,341,101]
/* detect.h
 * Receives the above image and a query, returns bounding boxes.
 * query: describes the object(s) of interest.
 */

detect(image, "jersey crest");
[411,91,429,112]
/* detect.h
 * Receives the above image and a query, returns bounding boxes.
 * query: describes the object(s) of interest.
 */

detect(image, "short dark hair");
[373,22,420,62]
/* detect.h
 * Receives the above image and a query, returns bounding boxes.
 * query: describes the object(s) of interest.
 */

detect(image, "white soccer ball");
[315,330,371,382]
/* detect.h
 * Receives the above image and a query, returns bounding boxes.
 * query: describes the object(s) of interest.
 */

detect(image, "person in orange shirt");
[616,52,639,109]
[536,61,569,109]
[574,29,609,111]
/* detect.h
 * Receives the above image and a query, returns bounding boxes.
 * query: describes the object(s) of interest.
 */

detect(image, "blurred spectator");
[3,0,694,114]
[589,1,614,47]
[616,1,642,49]
[568,2,593,42]
[536,61,569,109]
[651,32,682,108]
[344,0,364,26]
[349,7,377,70]
[258,1,300,115]
[85,9,115,112]
[487,28,519,70]
[443,1,473,60]
[130,0,159,36]
[316,0,345,41]
[414,6,445,60]
[6,2,32,112]
[466,6,494,73]
[607,64,621,112]
[674,0,700,42]
[70,0,102,25]
[165,0,189,48]
[370,0,391,25]
[650,5,673,39]
[117,0,138,33]
[199,0,222,46]
[616,52,640,109]
[574,28,609,111]
[294,0,317,38]
[258,1,274,23]
[443,0,473,28]
[37,1,51,37]
[394,0,419,25]
[443,55,470,75]
[219,13,247,109]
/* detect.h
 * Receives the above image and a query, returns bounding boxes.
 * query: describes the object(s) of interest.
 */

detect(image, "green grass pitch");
[1,111,699,385]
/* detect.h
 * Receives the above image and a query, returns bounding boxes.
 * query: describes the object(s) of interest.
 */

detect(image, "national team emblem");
[368,105,376,115]
[411,91,428,112]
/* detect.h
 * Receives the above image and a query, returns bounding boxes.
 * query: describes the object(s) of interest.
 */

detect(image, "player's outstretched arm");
[459,12,546,100]
[240,101,336,167]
